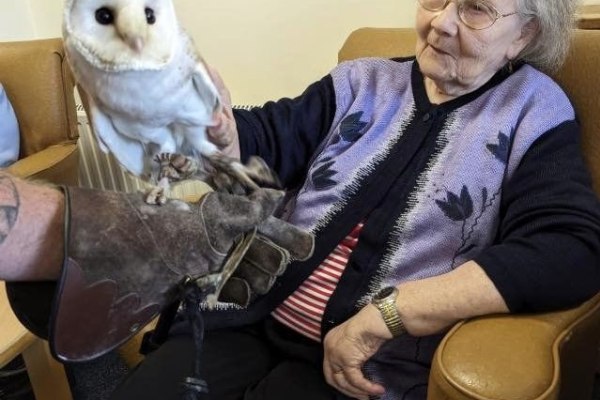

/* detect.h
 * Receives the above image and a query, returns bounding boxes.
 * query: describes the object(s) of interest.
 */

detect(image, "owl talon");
[156,153,199,181]
[145,186,168,205]
[204,154,280,194]
[159,165,181,181]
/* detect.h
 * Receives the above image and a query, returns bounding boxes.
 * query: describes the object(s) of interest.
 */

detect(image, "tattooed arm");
[0,171,63,280]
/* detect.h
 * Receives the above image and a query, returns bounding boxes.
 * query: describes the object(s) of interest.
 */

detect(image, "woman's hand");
[322,261,510,398]
[323,304,390,399]
[206,66,240,159]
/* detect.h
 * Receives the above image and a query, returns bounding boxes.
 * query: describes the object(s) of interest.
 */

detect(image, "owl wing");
[177,59,222,157]
[191,59,221,120]
[87,97,147,177]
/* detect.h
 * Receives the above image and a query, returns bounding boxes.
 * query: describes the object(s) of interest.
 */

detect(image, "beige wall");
[0,0,414,105]
[0,0,62,39]
[27,0,63,39]
[0,1,36,41]
[177,0,415,104]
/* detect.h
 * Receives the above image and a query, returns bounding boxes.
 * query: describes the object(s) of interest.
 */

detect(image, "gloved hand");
[218,215,314,307]
[49,186,314,362]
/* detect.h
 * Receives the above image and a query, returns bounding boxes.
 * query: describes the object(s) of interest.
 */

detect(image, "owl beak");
[124,35,145,53]
[116,4,147,53]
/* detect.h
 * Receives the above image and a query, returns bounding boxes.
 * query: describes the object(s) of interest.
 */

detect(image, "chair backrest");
[339,28,600,194]
[0,38,78,158]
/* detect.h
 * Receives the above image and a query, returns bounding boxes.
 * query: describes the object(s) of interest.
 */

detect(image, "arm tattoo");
[0,174,20,245]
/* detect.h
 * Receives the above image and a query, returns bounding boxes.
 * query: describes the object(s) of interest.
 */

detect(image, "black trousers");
[110,318,338,400]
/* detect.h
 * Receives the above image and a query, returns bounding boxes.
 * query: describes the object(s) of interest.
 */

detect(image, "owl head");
[63,0,179,71]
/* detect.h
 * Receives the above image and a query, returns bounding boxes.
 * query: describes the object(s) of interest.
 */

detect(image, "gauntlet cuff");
[48,186,272,362]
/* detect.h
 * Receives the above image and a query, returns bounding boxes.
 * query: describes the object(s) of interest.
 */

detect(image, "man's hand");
[322,305,390,399]
[218,215,314,306]
[206,66,240,160]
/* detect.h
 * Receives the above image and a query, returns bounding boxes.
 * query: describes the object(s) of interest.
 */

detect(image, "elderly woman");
[105,0,600,399]
[1,0,598,399]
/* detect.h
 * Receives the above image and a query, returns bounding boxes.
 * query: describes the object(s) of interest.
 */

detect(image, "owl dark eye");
[95,7,114,25]
[145,8,156,24]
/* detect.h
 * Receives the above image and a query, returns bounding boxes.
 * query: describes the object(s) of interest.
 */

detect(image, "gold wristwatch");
[371,286,406,337]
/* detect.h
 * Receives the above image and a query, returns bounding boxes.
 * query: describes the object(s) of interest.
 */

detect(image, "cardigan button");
[422,112,431,122]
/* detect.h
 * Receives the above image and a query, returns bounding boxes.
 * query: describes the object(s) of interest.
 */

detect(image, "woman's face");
[415,0,536,97]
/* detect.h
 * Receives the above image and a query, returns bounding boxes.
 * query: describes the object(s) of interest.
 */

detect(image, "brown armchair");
[0,38,79,184]
[0,38,78,400]
[339,27,600,400]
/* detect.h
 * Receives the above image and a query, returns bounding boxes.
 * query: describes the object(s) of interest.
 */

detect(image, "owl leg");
[144,154,178,205]
[145,177,170,205]
[145,153,203,204]
[183,127,279,192]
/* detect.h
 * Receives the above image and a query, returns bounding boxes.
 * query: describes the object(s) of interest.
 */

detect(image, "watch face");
[376,286,395,300]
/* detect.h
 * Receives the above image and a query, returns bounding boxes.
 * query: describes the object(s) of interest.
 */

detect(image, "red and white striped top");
[271,222,364,342]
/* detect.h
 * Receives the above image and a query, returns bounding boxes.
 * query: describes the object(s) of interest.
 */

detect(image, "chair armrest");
[0,282,36,367]
[1,282,73,400]
[428,293,600,400]
[7,142,79,186]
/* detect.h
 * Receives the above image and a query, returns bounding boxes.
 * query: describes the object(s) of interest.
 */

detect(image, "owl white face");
[64,0,179,71]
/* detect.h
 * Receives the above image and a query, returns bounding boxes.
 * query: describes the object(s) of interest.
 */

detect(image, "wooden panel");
[1,281,72,399]
[0,281,35,367]
[23,340,72,400]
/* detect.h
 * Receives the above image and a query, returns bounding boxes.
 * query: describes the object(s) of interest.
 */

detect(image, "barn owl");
[63,0,273,202]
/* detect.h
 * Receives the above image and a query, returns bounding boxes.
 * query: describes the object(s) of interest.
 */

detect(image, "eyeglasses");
[417,0,519,30]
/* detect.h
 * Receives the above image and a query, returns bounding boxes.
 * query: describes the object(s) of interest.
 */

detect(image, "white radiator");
[76,106,145,193]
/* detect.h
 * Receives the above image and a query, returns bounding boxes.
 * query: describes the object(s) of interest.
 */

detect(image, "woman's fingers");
[322,307,389,398]
[324,360,383,399]
[329,368,369,399]
[343,367,385,396]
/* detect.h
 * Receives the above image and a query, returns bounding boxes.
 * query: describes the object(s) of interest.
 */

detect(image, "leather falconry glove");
[218,215,312,307]
[48,186,314,362]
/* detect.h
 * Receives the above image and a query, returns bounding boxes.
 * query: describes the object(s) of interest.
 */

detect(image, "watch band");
[372,287,406,337]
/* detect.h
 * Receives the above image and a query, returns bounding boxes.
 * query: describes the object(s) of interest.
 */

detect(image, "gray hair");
[515,0,580,73]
